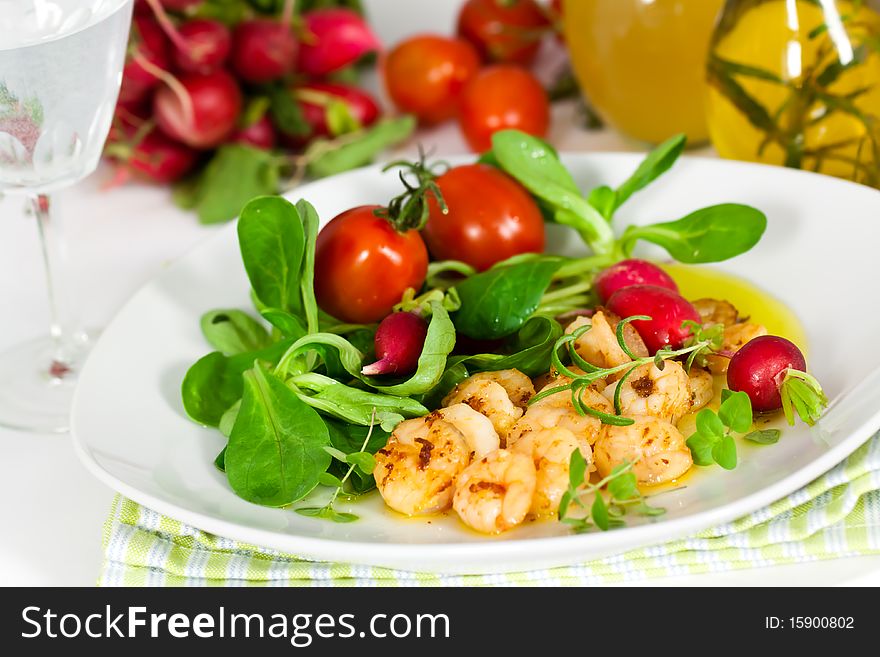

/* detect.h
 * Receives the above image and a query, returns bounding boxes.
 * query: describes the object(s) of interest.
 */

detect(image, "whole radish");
[119,15,170,105]
[153,70,242,149]
[594,259,678,303]
[232,115,277,150]
[727,335,827,424]
[606,284,701,354]
[126,129,199,183]
[281,82,380,147]
[297,8,381,77]
[231,18,298,84]
[172,19,231,74]
[361,312,429,376]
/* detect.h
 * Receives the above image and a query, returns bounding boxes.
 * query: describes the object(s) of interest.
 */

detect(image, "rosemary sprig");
[707,6,879,188]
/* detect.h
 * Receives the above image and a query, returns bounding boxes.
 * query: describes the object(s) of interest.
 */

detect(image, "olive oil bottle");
[706,0,880,188]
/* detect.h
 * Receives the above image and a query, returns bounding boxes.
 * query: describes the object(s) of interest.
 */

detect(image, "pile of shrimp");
[373,298,766,534]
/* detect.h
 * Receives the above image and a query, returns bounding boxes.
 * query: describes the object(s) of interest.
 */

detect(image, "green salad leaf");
[226,364,331,507]
[452,257,563,340]
[181,338,294,427]
[238,196,306,314]
[200,309,271,356]
[620,204,768,264]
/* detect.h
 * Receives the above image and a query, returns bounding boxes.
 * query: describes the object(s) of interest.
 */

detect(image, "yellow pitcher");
[706,0,880,188]
[563,0,725,145]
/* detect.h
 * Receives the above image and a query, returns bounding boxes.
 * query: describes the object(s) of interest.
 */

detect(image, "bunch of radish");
[107,0,391,223]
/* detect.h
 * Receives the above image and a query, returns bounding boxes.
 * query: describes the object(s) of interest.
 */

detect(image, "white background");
[1,0,879,586]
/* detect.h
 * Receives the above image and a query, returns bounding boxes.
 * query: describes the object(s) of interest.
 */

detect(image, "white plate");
[71,155,880,574]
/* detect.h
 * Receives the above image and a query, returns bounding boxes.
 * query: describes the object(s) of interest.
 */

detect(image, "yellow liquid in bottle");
[563,0,724,145]
[706,0,880,186]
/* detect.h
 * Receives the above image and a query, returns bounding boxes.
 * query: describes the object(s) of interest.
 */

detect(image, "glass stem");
[29,193,84,379]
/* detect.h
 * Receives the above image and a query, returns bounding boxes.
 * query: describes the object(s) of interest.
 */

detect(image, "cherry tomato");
[458,65,550,152]
[422,164,545,271]
[314,206,428,323]
[605,285,701,354]
[457,0,549,65]
[383,35,480,125]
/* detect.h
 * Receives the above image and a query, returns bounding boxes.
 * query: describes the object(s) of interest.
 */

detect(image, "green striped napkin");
[99,435,880,586]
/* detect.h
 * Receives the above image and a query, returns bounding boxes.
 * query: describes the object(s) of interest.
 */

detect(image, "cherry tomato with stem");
[314,206,429,324]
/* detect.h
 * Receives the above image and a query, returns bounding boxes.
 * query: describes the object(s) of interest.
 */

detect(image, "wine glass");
[0,0,134,432]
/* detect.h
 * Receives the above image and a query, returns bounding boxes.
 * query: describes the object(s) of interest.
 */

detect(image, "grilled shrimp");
[508,377,613,447]
[566,311,648,370]
[511,427,592,517]
[443,375,524,443]
[687,367,714,413]
[601,361,691,423]
[594,416,693,485]
[435,403,500,459]
[452,449,537,533]
[707,323,768,375]
[374,414,471,516]
[692,298,739,327]
[460,369,535,410]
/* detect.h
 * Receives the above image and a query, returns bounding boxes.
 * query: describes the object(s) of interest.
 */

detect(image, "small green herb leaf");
[295,506,359,523]
[718,390,753,433]
[607,471,638,502]
[744,429,781,444]
[345,451,377,474]
[569,448,588,489]
[695,407,725,439]
[319,472,343,488]
[686,432,718,466]
[712,435,738,470]
[591,493,609,531]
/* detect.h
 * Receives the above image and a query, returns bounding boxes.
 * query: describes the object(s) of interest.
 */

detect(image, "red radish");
[727,335,826,427]
[119,16,170,104]
[594,259,678,303]
[606,285,700,354]
[232,115,277,150]
[126,129,199,183]
[153,70,242,149]
[172,19,231,74]
[231,18,298,84]
[281,82,380,147]
[361,312,429,376]
[297,8,381,77]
